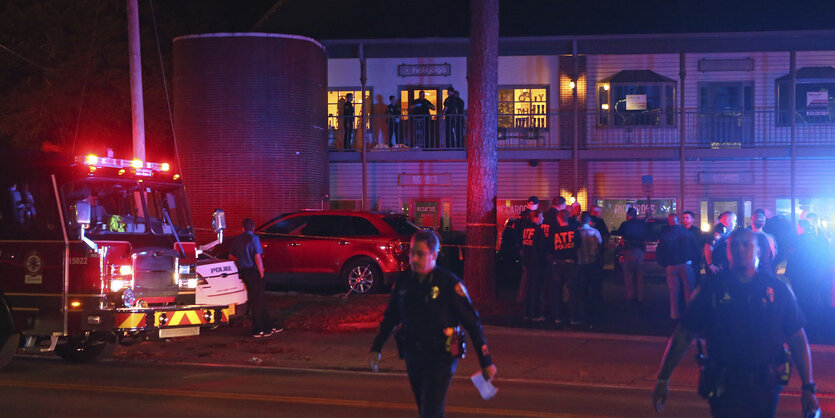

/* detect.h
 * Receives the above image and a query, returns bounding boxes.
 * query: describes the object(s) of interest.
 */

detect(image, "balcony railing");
[327,109,835,151]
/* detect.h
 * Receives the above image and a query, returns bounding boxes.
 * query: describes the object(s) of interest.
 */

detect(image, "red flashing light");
[86,155,98,165]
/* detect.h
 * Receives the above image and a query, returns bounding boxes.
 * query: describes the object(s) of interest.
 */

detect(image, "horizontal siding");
[332,158,835,230]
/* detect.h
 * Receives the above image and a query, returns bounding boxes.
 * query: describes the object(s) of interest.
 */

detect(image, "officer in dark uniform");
[545,209,580,325]
[652,228,819,417]
[343,93,355,149]
[229,218,278,338]
[520,209,547,321]
[385,95,402,146]
[370,230,497,418]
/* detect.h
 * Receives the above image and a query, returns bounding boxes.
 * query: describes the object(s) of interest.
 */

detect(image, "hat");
[527,196,539,204]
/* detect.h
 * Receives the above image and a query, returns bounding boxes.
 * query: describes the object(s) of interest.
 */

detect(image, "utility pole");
[127,0,145,161]
[464,0,499,303]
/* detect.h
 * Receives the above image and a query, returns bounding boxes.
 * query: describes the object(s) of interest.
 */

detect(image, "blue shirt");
[230,231,262,269]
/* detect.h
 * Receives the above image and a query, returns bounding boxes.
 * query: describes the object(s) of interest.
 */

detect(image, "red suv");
[255,211,417,293]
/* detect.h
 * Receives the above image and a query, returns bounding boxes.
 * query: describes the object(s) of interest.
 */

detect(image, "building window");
[498,87,548,129]
[776,67,835,125]
[597,70,676,127]
[327,89,372,130]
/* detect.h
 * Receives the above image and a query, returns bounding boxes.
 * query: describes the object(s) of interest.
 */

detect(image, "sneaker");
[252,331,266,338]
[531,316,546,323]
[271,327,284,335]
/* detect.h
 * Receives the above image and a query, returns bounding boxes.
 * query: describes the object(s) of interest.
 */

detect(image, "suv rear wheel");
[342,258,382,294]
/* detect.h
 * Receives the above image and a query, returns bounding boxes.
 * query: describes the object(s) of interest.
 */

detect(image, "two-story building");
[322,30,835,234]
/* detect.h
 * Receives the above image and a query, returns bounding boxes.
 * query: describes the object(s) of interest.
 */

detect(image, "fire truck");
[0,151,235,368]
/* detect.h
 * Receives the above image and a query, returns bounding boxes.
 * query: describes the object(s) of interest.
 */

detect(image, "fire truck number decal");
[24,251,43,284]
[70,257,88,265]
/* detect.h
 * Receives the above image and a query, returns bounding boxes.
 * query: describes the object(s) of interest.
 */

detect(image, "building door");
[705,198,752,229]
[401,87,446,148]
[698,82,754,146]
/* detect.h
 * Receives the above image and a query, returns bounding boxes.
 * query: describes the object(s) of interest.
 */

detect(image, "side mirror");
[212,209,226,233]
[75,201,91,226]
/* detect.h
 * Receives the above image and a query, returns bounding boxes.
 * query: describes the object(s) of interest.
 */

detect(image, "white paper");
[470,371,498,400]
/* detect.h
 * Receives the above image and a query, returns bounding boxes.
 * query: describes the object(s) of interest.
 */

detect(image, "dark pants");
[708,385,781,418]
[403,351,458,418]
[239,268,274,334]
[344,121,354,149]
[575,263,597,322]
[387,120,401,146]
[522,254,545,319]
[547,260,576,321]
[445,115,463,148]
[588,259,605,318]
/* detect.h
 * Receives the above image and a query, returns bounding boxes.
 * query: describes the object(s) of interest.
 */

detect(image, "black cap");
[527,196,539,204]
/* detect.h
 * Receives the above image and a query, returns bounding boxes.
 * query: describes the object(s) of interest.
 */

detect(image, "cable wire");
[149,0,182,177]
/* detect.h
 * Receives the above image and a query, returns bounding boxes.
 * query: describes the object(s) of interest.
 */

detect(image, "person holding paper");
[370,230,497,418]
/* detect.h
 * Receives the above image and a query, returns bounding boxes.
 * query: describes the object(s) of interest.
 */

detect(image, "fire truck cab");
[0,151,233,368]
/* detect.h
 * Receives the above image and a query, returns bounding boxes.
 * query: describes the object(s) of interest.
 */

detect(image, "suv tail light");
[388,240,409,256]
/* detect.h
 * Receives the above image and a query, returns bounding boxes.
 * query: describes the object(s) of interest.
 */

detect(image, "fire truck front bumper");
[83,304,231,337]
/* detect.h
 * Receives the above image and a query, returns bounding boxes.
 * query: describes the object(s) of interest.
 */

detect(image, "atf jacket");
[371,267,493,368]
[546,222,580,261]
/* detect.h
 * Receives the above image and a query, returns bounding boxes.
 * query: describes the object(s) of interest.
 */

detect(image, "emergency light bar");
[79,155,171,177]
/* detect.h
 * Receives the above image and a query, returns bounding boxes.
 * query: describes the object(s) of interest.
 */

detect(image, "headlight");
[119,265,133,275]
[186,278,198,288]
[179,264,192,275]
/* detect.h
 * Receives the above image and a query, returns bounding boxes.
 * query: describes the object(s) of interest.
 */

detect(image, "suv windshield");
[63,180,147,234]
[144,183,192,236]
[383,216,420,236]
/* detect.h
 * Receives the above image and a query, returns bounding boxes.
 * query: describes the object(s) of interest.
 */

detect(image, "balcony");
[327,109,835,152]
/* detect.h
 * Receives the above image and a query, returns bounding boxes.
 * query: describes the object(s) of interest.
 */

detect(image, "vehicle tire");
[0,333,18,371]
[0,296,17,370]
[342,258,383,294]
[55,332,116,363]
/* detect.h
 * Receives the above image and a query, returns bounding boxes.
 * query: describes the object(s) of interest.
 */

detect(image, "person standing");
[656,214,699,320]
[787,219,825,325]
[544,196,567,225]
[369,230,497,418]
[343,93,355,149]
[520,210,547,322]
[750,209,778,277]
[516,196,539,304]
[229,218,278,338]
[705,211,737,276]
[409,91,435,148]
[385,95,402,147]
[546,209,580,325]
[652,228,819,418]
[588,205,610,317]
[443,87,465,148]
[617,207,647,303]
[576,212,602,325]
[681,211,703,286]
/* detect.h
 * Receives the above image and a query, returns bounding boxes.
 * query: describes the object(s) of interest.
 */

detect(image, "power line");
[0,41,51,72]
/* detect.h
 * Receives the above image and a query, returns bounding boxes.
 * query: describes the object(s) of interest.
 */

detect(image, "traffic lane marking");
[0,379,609,418]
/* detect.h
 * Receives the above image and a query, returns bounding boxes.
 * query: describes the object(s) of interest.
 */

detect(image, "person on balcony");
[385,95,402,147]
[409,91,435,148]
[342,93,355,149]
[443,87,465,148]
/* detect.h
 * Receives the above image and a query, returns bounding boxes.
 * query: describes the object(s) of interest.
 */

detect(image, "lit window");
[597,70,676,127]
[498,87,548,129]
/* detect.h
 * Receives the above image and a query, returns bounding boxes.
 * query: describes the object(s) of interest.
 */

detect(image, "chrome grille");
[133,248,178,298]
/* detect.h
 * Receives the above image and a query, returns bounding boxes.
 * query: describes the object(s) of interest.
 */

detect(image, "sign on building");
[398,63,451,77]
[413,199,441,229]
[626,94,647,111]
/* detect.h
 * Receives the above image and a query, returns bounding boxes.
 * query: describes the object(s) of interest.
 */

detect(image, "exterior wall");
[330,160,565,230]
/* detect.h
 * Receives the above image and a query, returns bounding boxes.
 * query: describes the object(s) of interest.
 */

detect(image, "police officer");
[652,228,819,417]
[520,209,547,322]
[545,209,580,325]
[705,211,736,276]
[229,218,278,338]
[343,93,355,149]
[369,230,497,418]
[385,95,402,147]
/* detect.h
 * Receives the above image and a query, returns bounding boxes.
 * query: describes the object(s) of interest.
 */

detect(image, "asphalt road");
[0,356,819,418]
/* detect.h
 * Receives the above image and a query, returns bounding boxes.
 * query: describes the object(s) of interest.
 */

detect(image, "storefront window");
[498,87,548,129]
[595,198,676,232]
